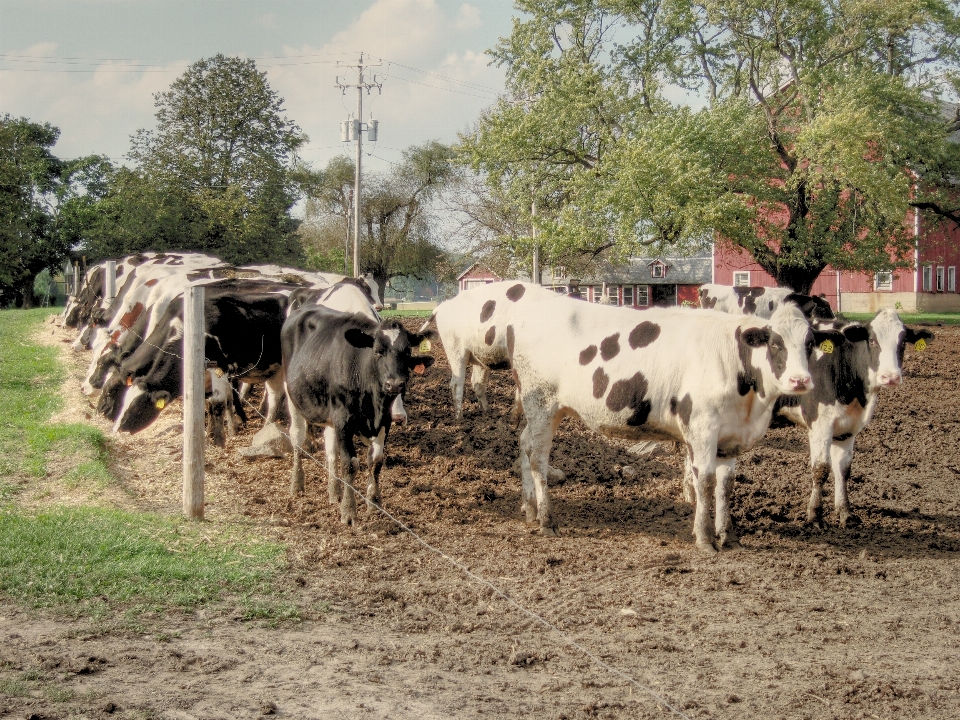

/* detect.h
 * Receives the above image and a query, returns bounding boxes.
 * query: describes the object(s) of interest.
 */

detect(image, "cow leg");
[509,387,524,429]
[806,422,833,528]
[831,435,858,527]
[686,430,721,554]
[337,430,359,526]
[288,396,308,496]
[681,443,696,503]
[323,425,340,505]
[470,364,490,413]
[264,373,285,423]
[366,426,387,510]
[714,457,741,550]
[447,344,469,420]
[519,402,562,535]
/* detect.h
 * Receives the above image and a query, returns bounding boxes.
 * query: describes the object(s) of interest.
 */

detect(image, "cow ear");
[840,325,870,343]
[813,329,846,347]
[905,327,934,344]
[344,327,375,349]
[741,327,770,347]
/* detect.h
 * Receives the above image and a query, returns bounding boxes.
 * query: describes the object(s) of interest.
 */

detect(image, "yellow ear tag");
[155,398,166,409]
[215,368,225,378]
[820,339,835,354]
[914,339,927,352]
[419,339,432,353]
[126,376,133,386]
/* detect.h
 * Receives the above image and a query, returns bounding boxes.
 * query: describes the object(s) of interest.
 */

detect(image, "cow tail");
[417,313,436,335]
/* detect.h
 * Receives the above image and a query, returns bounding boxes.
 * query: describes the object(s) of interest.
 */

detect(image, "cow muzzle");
[878,371,902,388]
[787,373,813,393]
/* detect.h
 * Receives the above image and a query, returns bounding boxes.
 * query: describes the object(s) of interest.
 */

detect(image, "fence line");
[233,389,694,720]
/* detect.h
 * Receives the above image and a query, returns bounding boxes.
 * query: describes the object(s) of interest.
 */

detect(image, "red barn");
[713,208,960,312]
[457,263,502,292]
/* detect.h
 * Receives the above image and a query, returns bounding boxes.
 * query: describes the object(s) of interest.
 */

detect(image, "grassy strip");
[840,311,960,325]
[0,309,292,621]
[380,308,435,318]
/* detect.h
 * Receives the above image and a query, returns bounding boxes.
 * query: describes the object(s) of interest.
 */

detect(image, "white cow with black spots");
[489,283,844,553]
[775,310,934,527]
[425,281,561,420]
[698,284,835,320]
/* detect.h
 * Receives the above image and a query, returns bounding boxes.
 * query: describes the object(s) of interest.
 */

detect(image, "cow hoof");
[341,513,356,526]
[540,525,559,537]
[521,502,537,523]
[547,467,566,483]
[721,539,743,551]
[839,512,861,529]
[695,540,718,555]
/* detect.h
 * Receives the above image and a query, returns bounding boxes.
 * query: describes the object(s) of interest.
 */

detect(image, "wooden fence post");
[183,286,205,520]
[105,261,117,303]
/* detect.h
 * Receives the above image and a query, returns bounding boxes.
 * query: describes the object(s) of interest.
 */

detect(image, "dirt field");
[2,317,959,719]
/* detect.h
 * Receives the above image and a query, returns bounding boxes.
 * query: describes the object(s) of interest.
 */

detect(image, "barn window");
[949,267,956,292]
[733,271,751,287]
[622,285,634,306]
[875,271,893,291]
[922,265,933,292]
[650,262,667,278]
[936,266,945,292]
[592,286,603,302]
[636,285,650,306]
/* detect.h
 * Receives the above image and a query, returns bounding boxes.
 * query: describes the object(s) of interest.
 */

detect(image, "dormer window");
[648,260,668,278]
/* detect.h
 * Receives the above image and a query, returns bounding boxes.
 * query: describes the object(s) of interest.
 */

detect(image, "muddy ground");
[2,317,959,719]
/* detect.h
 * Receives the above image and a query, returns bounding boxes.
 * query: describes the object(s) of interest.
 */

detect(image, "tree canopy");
[80,54,307,265]
[301,142,457,301]
[462,0,960,292]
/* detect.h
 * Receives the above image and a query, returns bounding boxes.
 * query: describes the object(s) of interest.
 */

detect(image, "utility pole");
[531,201,540,285]
[337,53,382,278]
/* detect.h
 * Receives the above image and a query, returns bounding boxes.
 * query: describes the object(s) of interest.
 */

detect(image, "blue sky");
[0,0,514,172]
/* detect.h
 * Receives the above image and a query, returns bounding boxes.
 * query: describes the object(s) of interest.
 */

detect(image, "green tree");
[116,54,307,265]
[0,116,65,308]
[301,144,456,301]
[296,156,355,274]
[463,0,960,293]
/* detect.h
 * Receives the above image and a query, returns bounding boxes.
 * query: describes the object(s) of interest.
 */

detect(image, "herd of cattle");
[61,253,934,554]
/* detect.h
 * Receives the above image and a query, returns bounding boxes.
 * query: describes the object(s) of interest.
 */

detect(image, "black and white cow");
[774,309,934,527]
[489,283,843,553]
[426,281,562,420]
[282,305,434,524]
[698,284,835,320]
[111,281,297,438]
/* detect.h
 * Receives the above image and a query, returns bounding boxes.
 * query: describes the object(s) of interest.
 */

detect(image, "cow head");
[96,370,126,421]
[344,320,436,397]
[112,319,184,434]
[866,309,934,389]
[738,304,817,395]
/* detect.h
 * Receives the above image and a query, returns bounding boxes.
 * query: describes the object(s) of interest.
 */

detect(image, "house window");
[610,286,621,305]
[875,271,893,291]
[651,264,666,278]
[636,285,650,307]
[949,267,956,292]
[622,286,634,306]
[733,271,751,287]
[922,265,933,292]
[592,286,603,303]
[936,266,945,292]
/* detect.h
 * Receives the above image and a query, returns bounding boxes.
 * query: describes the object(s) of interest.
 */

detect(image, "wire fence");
[79,299,696,718]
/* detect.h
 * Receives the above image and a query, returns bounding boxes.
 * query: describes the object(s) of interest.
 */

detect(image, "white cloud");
[0,0,507,174]
[455,3,481,32]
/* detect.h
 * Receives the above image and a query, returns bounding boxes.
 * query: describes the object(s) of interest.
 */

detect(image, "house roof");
[577,248,713,285]
[457,262,502,282]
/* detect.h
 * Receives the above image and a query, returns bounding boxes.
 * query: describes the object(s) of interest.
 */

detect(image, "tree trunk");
[756,260,825,296]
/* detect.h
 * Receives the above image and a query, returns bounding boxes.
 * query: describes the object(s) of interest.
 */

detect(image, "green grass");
[840,311,960,325]
[380,308,435,318]
[0,309,291,620]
